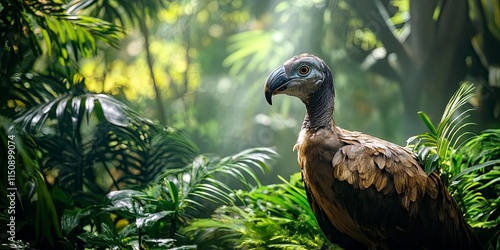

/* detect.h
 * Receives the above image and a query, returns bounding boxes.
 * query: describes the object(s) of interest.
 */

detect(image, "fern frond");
[158,148,276,213]
[183,173,337,249]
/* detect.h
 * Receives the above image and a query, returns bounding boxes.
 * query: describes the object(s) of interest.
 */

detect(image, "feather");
[394,174,404,194]
[345,145,360,159]
[374,173,387,192]
[335,165,352,181]
[402,195,411,209]
[374,155,385,169]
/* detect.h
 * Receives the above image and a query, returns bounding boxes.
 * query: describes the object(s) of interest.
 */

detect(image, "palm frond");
[407,83,476,177]
[13,89,132,191]
[145,128,199,183]
[67,0,167,28]
[451,129,500,246]
[407,84,499,246]
[1,0,122,70]
[62,147,276,249]
[224,30,290,76]
[13,86,199,193]
[0,116,62,247]
[158,147,276,212]
[183,173,337,249]
[7,72,70,110]
[452,165,499,233]
[41,14,122,59]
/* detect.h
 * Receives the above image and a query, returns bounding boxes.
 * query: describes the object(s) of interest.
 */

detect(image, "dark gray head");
[264,53,334,106]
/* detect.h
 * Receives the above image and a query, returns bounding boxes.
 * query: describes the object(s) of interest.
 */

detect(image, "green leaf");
[41,29,53,56]
[424,154,439,175]
[451,160,500,183]
[61,206,98,235]
[96,95,130,127]
[417,111,438,137]
[136,211,172,229]
[79,223,119,246]
[106,190,148,214]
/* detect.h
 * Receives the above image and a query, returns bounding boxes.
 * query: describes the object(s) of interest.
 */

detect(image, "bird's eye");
[298,65,309,75]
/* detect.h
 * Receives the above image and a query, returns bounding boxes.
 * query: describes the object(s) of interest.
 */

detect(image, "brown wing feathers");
[296,125,480,249]
[304,178,367,249]
[333,130,430,209]
[320,127,479,249]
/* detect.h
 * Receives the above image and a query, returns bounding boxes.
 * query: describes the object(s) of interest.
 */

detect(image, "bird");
[264,54,482,250]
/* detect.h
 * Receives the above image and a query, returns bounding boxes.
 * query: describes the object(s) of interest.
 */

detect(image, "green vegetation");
[61,148,274,249]
[1,0,499,249]
[183,173,337,250]
[409,84,499,248]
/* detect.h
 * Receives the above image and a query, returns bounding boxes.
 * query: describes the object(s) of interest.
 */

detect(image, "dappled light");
[1,0,499,249]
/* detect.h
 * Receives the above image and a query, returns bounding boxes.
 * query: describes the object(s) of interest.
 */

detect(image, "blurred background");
[1,0,500,185]
[67,0,499,183]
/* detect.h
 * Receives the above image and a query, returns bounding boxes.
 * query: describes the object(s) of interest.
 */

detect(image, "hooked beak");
[264,65,289,105]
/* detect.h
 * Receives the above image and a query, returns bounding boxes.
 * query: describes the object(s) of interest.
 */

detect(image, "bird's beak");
[264,65,289,105]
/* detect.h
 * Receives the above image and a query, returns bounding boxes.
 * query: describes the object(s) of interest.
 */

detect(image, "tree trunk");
[348,0,479,137]
[140,5,167,125]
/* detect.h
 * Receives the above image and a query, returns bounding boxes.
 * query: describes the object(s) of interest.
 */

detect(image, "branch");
[140,4,167,125]
[350,0,412,78]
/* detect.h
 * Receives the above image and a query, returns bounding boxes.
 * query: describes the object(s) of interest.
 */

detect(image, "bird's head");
[264,53,333,105]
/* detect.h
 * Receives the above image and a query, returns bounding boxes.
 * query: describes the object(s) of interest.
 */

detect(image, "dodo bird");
[264,54,481,249]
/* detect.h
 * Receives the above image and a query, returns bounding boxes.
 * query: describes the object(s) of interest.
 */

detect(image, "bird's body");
[264,54,481,249]
[296,123,478,249]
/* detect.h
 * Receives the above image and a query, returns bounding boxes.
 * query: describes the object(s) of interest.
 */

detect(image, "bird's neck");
[302,76,335,130]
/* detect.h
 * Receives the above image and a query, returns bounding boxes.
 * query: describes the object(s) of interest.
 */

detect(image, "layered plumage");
[264,54,481,249]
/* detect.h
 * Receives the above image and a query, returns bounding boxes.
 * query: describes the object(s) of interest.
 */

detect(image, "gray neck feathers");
[302,67,335,129]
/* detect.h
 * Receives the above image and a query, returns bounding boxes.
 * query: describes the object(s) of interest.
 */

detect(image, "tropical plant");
[0,0,137,248]
[407,84,476,180]
[1,1,199,247]
[61,148,276,249]
[0,116,67,248]
[1,1,277,249]
[408,83,499,248]
[3,69,278,248]
[183,173,338,250]
[0,0,122,97]
[451,130,500,248]
[4,78,210,248]
[13,81,199,192]
[1,82,204,247]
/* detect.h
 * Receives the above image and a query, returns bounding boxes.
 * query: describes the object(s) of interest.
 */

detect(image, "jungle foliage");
[0,0,499,249]
[409,84,499,248]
